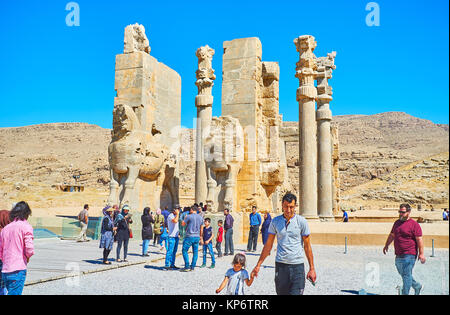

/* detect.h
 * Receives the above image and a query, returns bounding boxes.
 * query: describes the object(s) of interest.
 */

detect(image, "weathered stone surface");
[204,116,244,212]
[195,45,216,204]
[108,24,180,211]
[295,35,318,220]
[223,37,262,60]
[316,51,337,221]
[219,37,291,214]
[114,51,181,150]
[124,23,151,54]
[331,124,340,215]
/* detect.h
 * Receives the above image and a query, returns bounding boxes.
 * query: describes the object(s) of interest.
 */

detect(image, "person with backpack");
[77,204,90,242]
[161,207,171,228]
[153,209,165,247]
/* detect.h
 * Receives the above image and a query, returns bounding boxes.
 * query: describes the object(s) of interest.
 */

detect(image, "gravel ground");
[23,243,448,295]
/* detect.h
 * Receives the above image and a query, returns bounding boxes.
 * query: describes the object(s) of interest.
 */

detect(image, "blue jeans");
[182,236,200,269]
[261,231,269,246]
[202,243,216,265]
[142,239,150,255]
[2,270,27,295]
[0,260,5,295]
[165,237,179,267]
[160,237,168,251]
[395,255,422,295]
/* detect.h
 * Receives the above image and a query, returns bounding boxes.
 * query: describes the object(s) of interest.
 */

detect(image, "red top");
[0,210,11,232]
[391,219,422,256]
[217,226,224,243]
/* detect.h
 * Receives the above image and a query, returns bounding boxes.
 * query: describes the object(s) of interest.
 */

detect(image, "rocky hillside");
[0,112,448,209]
[283,112,449,192]
[342,152,449,209]
[0,123,111,187]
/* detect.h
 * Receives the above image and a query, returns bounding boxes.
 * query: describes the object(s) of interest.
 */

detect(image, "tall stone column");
[294,35,319,220]
[195,45,216,204]
[316,52,337,221]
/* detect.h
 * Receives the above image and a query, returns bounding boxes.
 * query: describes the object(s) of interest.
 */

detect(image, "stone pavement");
[25,238,168,285]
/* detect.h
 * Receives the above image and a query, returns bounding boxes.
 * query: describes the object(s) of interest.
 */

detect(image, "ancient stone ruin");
[199,37,292,213]
[107,23,180,211]
[108,24,339,225]
[295,35,338,220]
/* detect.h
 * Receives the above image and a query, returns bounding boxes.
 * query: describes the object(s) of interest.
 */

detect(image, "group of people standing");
[97,203,238,270]
[0,194,430,296]
[98,205,133,264]
[161,205,236,272]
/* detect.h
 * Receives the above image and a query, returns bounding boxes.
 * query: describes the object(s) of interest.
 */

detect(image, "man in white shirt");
[164,208,180,270]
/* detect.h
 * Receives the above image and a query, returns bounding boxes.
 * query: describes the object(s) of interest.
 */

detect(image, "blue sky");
[0,0,448,129]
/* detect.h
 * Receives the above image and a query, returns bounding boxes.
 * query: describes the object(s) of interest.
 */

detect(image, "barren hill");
[283,112,449,192]
[0,112,448,211]
[342,152,449,209]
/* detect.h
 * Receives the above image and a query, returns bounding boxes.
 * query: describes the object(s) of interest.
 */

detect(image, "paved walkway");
[22,239,449,295]
[25,238,166,285]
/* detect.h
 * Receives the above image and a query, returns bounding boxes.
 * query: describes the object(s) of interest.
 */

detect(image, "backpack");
[154,214,164,232]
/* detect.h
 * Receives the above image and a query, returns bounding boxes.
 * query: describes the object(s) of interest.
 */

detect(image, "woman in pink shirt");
[0,202,34,295]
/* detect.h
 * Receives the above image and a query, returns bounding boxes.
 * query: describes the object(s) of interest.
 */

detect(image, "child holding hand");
[216,253,254,295]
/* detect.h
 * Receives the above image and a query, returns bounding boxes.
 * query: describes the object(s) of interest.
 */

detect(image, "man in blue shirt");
[247,206,262,252]
[443,208,448,221]
[250,193,316,295]
[161,207,171,228]
[342,209,349,223]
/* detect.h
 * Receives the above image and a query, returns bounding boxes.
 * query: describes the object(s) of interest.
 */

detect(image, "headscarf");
[261,212,272,231]
[115,205,130,224]
[0,210,11,232]
[101,206,114,232]
[102,205,112,217]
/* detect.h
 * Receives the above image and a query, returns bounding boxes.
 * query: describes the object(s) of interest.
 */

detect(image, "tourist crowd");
[0,194,430,296]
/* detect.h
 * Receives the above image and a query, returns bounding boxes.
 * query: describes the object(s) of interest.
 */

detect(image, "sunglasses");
[398,211,408,214]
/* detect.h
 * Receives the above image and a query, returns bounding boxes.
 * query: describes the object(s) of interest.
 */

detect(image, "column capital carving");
[195,45,216,107]
[294,35,318,97]
[316,51,337,100]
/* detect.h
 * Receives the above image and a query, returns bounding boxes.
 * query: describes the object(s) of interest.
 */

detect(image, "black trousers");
[275,262,305,295]
[153,233,161,245]
[103,249,111,263]
[247,226,259,251]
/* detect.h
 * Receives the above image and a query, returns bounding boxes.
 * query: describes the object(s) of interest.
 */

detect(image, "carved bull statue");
[204,116,244,211]
[107,104,171,208]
